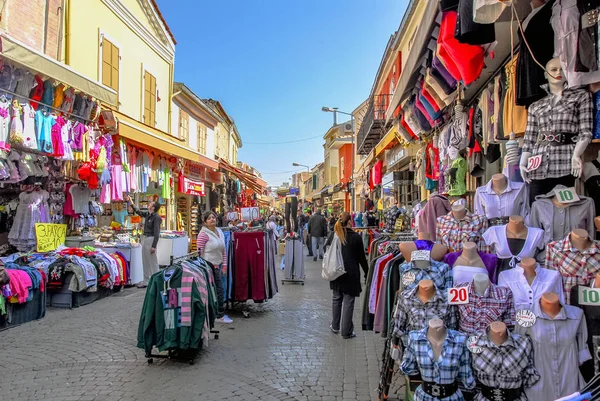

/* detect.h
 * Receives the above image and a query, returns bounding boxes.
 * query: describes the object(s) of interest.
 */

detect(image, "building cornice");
[101,0,175,63]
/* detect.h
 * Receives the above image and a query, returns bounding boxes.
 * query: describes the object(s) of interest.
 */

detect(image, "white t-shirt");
[69,184,91,215]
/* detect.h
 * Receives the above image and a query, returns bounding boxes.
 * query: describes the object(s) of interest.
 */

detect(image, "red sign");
[183,177,206,196]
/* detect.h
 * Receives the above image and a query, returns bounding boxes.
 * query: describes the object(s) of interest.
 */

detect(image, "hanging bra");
[414,239,435,251]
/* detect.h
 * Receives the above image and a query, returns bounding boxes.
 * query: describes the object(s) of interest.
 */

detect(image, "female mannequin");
[427,318,446,361]
[488,321,508,345]
[455,242,485,267]
[417,279,435,303]
[483,216,545,280]
[436,204,490,252]
[452,242,494,286]
[516,292,591,401]
[399,232,448,262]
[474,173,528,224]
[452,204,467,220]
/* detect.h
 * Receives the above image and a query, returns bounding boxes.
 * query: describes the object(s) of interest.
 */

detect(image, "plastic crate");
[6,288,46,325]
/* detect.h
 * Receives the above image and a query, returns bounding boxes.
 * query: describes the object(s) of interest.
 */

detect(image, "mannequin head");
[544,58,566,94]
[540,292,562,318]
[462,242,478,256]
[491,174,508,193]
[473,273,490,296]
[571,229,592,251]
[452,204,467,220]
[489,321,508,345]
[418,279,435,302]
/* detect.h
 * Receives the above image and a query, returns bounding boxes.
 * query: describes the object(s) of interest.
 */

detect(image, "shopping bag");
[321,234,346,281]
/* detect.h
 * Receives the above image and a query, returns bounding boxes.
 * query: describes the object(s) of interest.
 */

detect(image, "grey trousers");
[142,236,159,283]
[311,236,324,258]
[332,289,355,337]
[284,238,305,280]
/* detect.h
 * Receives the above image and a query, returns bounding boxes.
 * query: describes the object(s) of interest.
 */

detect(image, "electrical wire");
[244,134,322,145]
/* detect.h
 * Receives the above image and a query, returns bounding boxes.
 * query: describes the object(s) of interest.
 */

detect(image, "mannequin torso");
[540,292,561,319]
[491,174,508,194]
[489,321,509,345]
[521,257,537,286]
[473,273,490,296]
[506,216,528,240]
[427,318,447,361]
[454,242,486,268]
[452,204,467,221]
[418,280,435,304]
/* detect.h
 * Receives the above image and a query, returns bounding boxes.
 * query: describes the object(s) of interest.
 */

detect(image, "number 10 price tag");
[579,287,600,306]
[448,287,469,305]
[555,187,580,205]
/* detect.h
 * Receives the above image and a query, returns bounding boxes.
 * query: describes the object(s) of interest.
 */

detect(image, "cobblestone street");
[0,256,405,401]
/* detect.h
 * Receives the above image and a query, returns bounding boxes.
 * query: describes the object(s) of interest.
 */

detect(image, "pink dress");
[0,99,10,150]
[50,116,65,157]
[111,152,123,201]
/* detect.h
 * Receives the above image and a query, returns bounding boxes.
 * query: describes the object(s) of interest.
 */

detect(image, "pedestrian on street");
[197,211,233,324]
[297,211,308,242]
[308,208,327,262]
[126,195,162,288]
[325,212,368,339]
[305,210,313,256]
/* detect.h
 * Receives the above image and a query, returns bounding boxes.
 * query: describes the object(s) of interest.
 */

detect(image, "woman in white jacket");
[196,211,232,323]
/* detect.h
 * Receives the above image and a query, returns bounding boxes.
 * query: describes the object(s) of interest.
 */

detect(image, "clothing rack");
[281,235,304,286]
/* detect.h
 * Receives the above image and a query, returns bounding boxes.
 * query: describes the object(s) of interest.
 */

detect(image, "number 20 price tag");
[526,155,543,172]
[448,287,469,305]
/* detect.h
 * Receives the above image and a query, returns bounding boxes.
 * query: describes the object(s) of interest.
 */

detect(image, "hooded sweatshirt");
[196,226,227,269]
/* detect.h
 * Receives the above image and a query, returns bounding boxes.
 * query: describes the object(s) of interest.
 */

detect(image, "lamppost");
[292,162,310,172]
[322,106,355,211]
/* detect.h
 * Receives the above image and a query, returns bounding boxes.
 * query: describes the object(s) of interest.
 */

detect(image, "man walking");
[297,210,308,243]
[126,195,162,288]
[308,209,327,262]
[305,210,313,256]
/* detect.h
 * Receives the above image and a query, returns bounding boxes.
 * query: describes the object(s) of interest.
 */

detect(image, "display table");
[157,235,189,266]
[94,243,143,285]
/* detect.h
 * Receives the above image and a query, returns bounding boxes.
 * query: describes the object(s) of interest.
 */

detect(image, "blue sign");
[290,187,299,195]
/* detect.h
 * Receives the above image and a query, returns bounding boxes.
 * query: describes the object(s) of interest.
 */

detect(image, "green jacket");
[137,268,206,353]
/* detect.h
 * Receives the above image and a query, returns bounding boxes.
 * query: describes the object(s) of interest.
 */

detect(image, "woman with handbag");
[325,212,369,339]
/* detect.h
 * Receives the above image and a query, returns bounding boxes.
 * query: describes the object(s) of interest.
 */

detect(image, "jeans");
[332,289,355,337]
[312,236,324,258]
[213,263,226,318]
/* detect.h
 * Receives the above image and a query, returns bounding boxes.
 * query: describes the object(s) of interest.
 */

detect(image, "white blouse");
[452,265,490,286]
[498,263,565,311]
[482,224,545,268]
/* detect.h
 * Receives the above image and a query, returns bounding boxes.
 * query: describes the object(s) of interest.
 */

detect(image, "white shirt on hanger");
[474,178,529,219]
[498,263,565,311]
[482,224,545,268]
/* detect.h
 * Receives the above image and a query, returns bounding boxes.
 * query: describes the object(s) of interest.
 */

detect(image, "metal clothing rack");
[281,235,304,286]
[145,251,219,365]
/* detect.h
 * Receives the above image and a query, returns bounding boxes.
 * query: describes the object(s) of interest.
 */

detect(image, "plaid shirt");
[393,285,459,344]
[522,87,593,180]
[545,234,600,304]
[401,328,476,401]
[456,281,515,335]
[399,260,454,292]
[436,211,491,253]
[471,330,540,401]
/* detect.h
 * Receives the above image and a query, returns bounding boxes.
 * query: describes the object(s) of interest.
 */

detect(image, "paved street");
[0,255,405,401]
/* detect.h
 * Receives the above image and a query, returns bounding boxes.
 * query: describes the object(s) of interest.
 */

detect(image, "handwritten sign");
[35,223,67,252]
[240,207,260,222]
[467,336,482,354]
[555,187,580,205]
[579,287,600,306]
[526,155,543,172]
[448,287,470,305]
[411,250,431,262]
[402,272,416,287]
[516,310,537,327]
[226,212,239,221]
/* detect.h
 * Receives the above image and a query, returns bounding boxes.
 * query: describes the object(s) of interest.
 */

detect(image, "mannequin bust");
[454,242,485,268]
[540,292,562,319]
[489,321,509,346]
[520,257,537,285]
[571,228,592,251]
[417,279,435,304]
[595,216,600,232]
[452,204,467,220]
[473,273,490,296]
[507,216,528,239]
[491,173,508,194]
[427,318,447,361]
[400,232,448,262]
[594,273,600,289]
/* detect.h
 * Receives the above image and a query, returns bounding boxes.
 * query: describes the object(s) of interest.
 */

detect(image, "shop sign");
[206,168,223,184]
[184,161,206,181]
[182,177,206,196]
[290,187,299,195]
[241,207,260,221]
[386,146,406,168]
[35,223,67,252]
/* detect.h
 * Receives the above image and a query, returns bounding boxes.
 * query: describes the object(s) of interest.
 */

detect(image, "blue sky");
[156,0,408,186]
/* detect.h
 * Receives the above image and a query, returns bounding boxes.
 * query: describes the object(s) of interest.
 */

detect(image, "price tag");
[411,250,431,262]
[526,155,543,172]
[555,187,580,205]
[226,212,239,221]
[35,223,67,252]
[579,287,600,306]
[402,272,416,286]
[448,287,469,305]
[467,335,482,354]
[516,310,537,327]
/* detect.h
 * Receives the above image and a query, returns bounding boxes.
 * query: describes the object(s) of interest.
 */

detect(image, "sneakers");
[313,257,317,262]
[319,255,324,260]
[343,333,356,339]
[330,325,340,334]
[217,315,233,324]
[136,282,148,289]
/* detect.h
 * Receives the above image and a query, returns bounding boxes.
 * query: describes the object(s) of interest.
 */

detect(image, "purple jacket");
[444,251,499,284]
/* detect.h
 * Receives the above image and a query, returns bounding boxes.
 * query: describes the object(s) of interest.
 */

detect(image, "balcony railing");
[357,94,392,155]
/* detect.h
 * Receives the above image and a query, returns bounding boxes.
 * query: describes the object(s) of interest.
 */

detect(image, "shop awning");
[1,34,118,107]
[219,158,266,194]
[375,126,400,157]
[113,110,219,168]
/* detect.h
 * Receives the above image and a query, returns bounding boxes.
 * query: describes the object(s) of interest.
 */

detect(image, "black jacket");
[326,228,369,297]
[308,213,327,238]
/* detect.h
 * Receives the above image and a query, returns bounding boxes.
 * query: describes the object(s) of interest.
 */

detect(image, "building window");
[101,37,119,93]
[340,157,345,179]
[143,70,156,126]
[197,124,207,154]
[179,110,189,143]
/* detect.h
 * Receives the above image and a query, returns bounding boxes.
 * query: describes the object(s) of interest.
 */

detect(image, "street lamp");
[292,162,310,172]
[322,106,356,211]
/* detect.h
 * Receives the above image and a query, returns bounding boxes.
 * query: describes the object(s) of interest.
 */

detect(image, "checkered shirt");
[399,260,454,292]
[470,330,540,401]
[455,281,515,335]
[393,285,459,345]
[401,328,476,401]
[545,234,600,304]
[436,211,491,253]
[522,88,593,180]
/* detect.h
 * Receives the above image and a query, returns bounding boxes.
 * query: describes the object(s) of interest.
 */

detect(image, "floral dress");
[8,190,50,251]
[8,100,22,148]
[21,103,38,150]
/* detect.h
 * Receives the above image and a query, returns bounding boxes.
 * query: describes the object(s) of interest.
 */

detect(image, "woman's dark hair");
[202,210,218,223]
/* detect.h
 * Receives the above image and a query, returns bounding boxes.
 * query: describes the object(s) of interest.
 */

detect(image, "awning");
[375,126,400,157]
[219,158,266,194]
[1,34,117,106]
[113,110,219,168]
